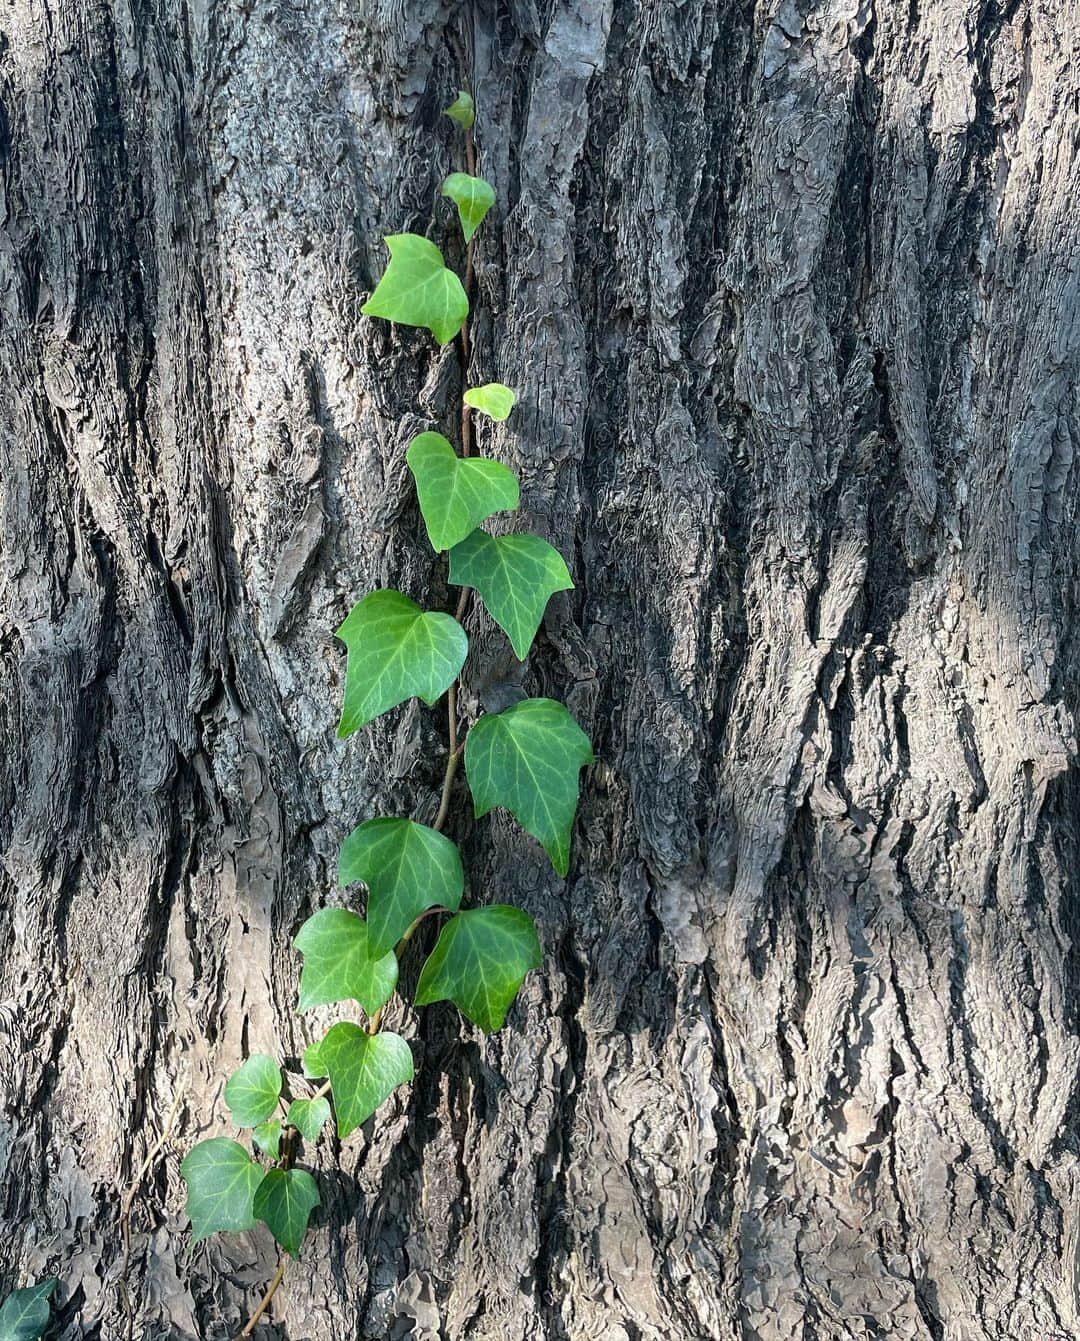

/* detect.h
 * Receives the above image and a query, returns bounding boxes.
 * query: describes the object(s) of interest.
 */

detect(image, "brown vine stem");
[237,91,478,1341]
[238,1256,287,1339]
[236,1125,299,1339]
[444,125,477,827]
[365,110,477,1072]
[118,1088,184,1341]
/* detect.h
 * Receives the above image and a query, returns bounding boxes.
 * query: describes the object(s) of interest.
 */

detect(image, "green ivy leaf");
[406,432,519,552]
[361,234,468,345]
[286,1096,331,1142]
[449,529,573,659]
[252,1120,283,1159]
[441,172,495,243]
[0,1278,58,1341]
[465,698,593,875]
[294,908,398,1016]
[340,817,463,957]
[320,1023,414,1138]
[224,1055,282,1128]
[336,589,468,735]
[181,1138,264,1243]
[253,1168,321,1257]
[463,383,516,421]
[301,1041,326,1079]
[414,906,542,1032]
[444,90,475,129]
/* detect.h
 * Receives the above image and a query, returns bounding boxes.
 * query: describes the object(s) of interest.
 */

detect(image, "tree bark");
[2,0,1079,1337]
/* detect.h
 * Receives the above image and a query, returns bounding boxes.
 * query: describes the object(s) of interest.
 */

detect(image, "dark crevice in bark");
[534,933,586,1341]
[948,915,1018,1172]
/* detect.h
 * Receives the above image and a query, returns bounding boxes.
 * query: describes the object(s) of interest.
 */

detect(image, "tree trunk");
[2,0,1079,1337]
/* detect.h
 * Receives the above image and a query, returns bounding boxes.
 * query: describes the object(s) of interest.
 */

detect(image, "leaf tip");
[444,90,475,129]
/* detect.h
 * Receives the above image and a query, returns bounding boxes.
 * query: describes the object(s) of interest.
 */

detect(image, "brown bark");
[2,0,1079,1337]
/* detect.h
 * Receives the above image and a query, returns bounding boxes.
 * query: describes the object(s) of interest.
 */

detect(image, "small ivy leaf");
[181,1138,264,1243]
[444,90,475,129]
[463,383,516,421]
[449,529,573,660]
[320,1023,414,1138]
[301,1041,326,1079]
[465,698,593,875]
[414,906,542,1032]
[361,234,468,345]
[0,1277,58,1341]
[224,1055,282,1128]
[340,817,464,957]
[252,1120,283,1159]
[287,1096,331,1142]
[294,908,398,1016]
[441,172,495,242]
[406,432,519,552]
[336,589,468,735]
[253,1168,321,1257]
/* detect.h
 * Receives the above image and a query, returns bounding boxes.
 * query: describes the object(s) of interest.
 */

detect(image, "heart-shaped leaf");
[465,698,593,875]
[361,234,468,345]
[406,432,519,552]
[224,1055,282,1128]
[463,383,516,421]
[181,1138,264,1243]
[336,589,468,735]
[449,529,573,659]
[414,906,542,1032]
[254,1168,321,1257]
[294,908,398,1016]
[444,90,475,129]
[286,1096,331,1142]
[442,172,495,242]
[320,1023,414,1137]
[340,817,464,957]
[0,1278,58,1341]
[252,1120,283,1159]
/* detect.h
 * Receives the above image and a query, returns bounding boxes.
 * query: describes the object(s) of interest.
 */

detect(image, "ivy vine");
[179,86,592,1333]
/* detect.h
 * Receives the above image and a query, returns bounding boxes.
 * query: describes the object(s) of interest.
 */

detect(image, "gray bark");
[1,0,1079,1338]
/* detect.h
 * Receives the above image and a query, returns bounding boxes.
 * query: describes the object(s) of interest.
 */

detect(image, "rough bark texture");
[2,0,1079,1337]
